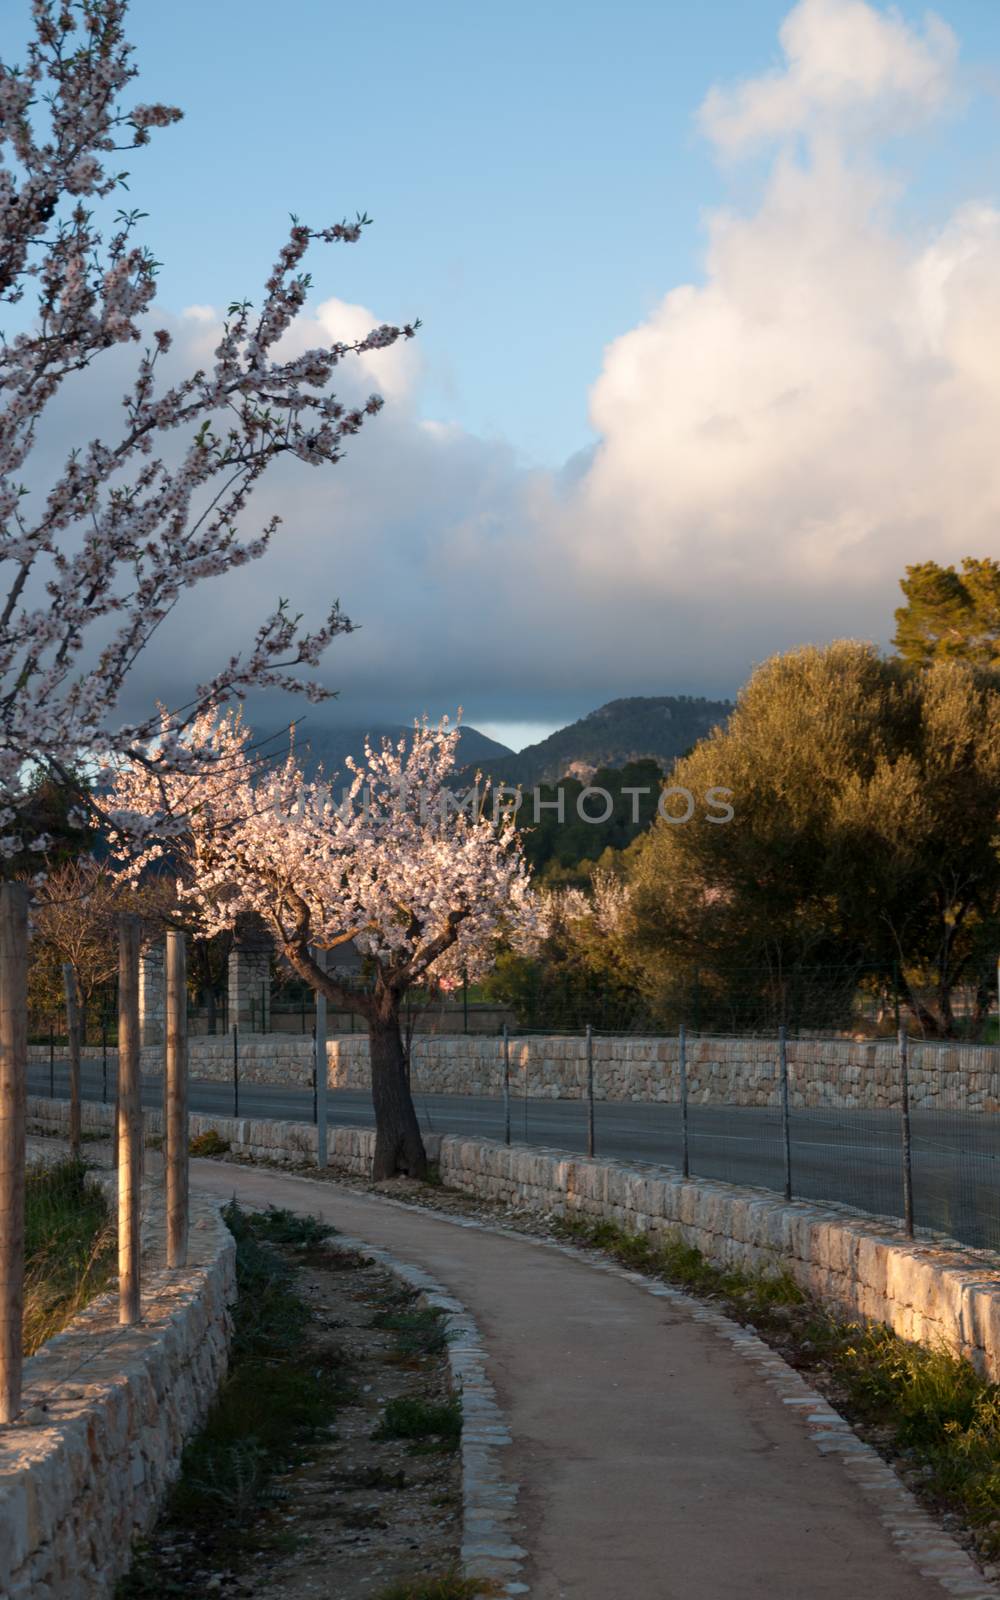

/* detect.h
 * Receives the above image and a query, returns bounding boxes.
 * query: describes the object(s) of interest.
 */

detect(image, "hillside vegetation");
[471,696,732,787]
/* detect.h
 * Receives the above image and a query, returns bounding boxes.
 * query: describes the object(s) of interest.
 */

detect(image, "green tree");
[518,759,664,884]
[893,558,1000,667]
[483,869,646,1031]
[626,642,1000,1038]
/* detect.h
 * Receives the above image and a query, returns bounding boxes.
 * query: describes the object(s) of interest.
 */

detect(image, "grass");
[552,1211,1000,1558]
[553,1214,804,1308]
[188,1129,230,1156]
[824,1323,1000,1541]
[373,1302,451,1360]
[374,1394,463,1454]
[118,1201,349,1593]
[24,1157,115,1354]
[377,1574,501,1600]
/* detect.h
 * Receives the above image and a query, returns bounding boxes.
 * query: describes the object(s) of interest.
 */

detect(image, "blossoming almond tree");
[0,0,417,863]
[109,713,540,1178]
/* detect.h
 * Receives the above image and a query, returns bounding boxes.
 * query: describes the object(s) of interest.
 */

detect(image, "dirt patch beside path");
[125,1228,462,1600]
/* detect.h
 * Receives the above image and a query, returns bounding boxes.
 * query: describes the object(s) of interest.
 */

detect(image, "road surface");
[29,1057,1000,1251]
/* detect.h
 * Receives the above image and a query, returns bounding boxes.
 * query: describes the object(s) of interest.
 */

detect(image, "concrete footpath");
[191,1161,978,1600]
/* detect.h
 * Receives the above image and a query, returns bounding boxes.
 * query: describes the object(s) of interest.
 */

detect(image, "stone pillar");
[227,916,273,1032]
[138,940,165,1049]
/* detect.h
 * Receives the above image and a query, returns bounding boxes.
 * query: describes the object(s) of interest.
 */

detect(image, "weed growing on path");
[374,1395,463,1453]
[188,1129,230,1156]
[377,1574,501,1600]
[374,1302,451,1360]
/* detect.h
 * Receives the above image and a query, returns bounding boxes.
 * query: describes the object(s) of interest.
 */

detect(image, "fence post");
[779,1023,792,1202]
[586,1023,595,1158]
[118,916,142,1325]
[463,973,469,1035]
[232,1023,239,1118]
[314,950,327,1169]
[62,963,81,1158]
[48,1018,54,1098]
[502,1023,511,1146]
[679,1022,689,1179]
[165,930,188,1269]
[0,882,28,1424]
[899,1027,914,1237]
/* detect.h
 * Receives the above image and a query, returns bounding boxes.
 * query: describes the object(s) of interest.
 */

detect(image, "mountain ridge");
[465,695,733,787]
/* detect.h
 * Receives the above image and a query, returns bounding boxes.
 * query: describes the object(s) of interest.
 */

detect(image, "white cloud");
[34,1,1000,736]
[565,151,1000,605]
[699,0,958,155]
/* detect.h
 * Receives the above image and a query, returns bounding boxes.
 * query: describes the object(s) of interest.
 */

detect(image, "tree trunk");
[369,996,427,1181]
[278,936,428,1180]
[970,977,991,1042]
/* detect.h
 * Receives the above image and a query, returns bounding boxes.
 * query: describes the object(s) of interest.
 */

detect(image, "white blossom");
[108,711,541,1012]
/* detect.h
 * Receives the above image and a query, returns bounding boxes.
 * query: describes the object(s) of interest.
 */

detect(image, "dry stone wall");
[30,1032,1000,1111]
[0,1151,235,1600]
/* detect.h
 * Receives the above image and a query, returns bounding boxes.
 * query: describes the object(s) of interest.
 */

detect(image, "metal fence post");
[312,1029,318,1125]
[586,1023,595,1158]
[502,1023,511,1146]
[779,1023,792,1202]
[101,1013,108,1103]
[232,1023,239,1118]
[679,1023,690,1179]
[48,1019,54,1099]
[899,1027,914,1237]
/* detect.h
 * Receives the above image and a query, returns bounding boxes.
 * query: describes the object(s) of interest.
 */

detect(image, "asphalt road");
[28,1058,1000,1253]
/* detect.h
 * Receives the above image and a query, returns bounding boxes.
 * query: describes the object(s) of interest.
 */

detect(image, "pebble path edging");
[324,1189,1000,1600]
[324,1231,525,1599]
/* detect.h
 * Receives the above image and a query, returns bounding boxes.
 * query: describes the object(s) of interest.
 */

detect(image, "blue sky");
[63,0,1000,470]
[12,1,1000,749]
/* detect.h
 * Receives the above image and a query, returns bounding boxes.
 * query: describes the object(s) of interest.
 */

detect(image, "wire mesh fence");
[24,997,1000,1257]
[398,1028,1000,1255]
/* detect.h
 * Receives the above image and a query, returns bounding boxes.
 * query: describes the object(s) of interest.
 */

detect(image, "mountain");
[465,696,733,787]
[287,721,514,782]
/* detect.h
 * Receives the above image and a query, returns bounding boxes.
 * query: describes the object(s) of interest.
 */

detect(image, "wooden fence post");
[165,930,188,1268]
[63,962,81,1158]
[313,948,327,1170]
[0,883,28,1424]
[118,917,142,1324]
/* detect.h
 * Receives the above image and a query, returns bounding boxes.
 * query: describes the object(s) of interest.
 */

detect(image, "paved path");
[190,1162,959,1600]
